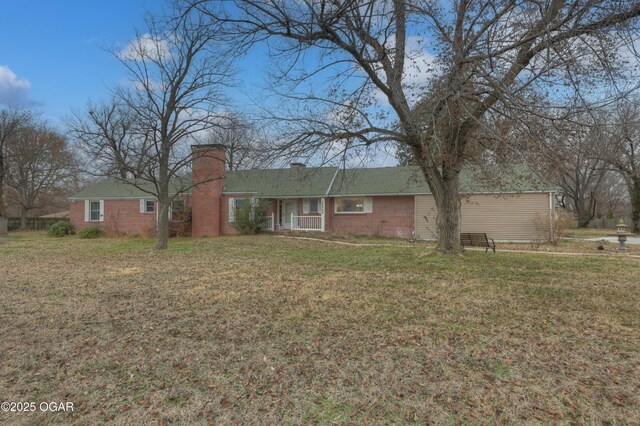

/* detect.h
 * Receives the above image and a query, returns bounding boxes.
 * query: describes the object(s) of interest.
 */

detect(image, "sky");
[0,1,413,167]
[0,1,269,125]
[0,1,156,124]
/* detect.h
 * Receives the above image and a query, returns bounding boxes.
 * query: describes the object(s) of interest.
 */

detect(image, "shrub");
[534,209,576,245]
[169,208,192,237]
[47,220,74,237]
[78,226,103,239]
[233,199,269,235]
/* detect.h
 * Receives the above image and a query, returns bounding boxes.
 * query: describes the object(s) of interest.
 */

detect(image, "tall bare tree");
[204,114,264,170]
[549,115,608,228]
[0,107,34,235]
[607,99,640,233]
[67,100,141,179]
[191,0,640,253]
[5,122,76,229]
[69,8,234,249]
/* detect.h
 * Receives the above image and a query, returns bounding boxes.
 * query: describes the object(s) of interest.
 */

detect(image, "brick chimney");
[191,144,226,237]
[290,162,306,170]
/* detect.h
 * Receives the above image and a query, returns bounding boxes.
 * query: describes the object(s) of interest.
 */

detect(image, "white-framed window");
[334,197,372,214]
[84,200,104,222]
[303,198,321,214]
[140,199,155,214]
[228,197,252,222]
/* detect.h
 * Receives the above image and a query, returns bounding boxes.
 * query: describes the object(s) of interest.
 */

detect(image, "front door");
[282,200,298,229]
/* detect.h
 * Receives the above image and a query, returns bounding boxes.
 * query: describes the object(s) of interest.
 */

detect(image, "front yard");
[1,232,638,424]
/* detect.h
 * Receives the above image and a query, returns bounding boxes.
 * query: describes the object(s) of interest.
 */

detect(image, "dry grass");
[1,232,639,425]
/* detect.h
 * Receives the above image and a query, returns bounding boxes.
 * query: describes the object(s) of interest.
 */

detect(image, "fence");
[588,217,633,229]
[291,214,322,231]
[7,217,70,231]
[264,213,275,231]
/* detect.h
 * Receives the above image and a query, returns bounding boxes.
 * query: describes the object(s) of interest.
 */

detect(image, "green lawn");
[1,232,638,424]
[564,227,618,239]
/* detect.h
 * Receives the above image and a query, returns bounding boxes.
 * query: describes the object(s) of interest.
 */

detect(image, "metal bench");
[460,233,496,253]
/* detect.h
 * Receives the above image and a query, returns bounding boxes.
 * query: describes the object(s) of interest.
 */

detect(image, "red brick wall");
[70,199,157,236]
[327,196,414,238]
[191,145,226,237]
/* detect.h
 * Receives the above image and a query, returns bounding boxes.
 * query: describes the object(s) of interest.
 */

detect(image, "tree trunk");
[415,143,464,254]
[155,167,170,250]
[0,216,7,237]
[433,171,463,254]
[156,195,170,250]
[20,206,27,230]
[630,178,640,234]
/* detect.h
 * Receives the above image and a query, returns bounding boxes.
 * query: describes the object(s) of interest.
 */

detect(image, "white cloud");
[0,65,32,106]
[119,34,171,62]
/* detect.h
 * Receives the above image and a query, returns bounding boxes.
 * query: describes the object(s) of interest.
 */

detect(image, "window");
[90,201,101,221]
[303,198,321,214]
[228,198,252,222]
[234,198,249,211]
[334,197,372,214]
[140,199,155,213]
[171,200,186,220]
[84,200,103,222]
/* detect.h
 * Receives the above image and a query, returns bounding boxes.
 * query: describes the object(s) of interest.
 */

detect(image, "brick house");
[70,144,556,241]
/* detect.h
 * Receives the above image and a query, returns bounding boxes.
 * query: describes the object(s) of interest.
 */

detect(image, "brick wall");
[70,199,157,236]
[327,196,414,238]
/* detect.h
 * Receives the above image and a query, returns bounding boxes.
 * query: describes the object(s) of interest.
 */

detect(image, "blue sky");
[0,1,402,166]
[0,1,268,126]
[0,1,158,123]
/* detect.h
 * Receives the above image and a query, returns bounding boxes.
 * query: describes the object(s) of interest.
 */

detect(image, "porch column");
[321,198,326,232]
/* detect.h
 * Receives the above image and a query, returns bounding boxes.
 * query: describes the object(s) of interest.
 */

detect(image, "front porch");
[264,198,326,232]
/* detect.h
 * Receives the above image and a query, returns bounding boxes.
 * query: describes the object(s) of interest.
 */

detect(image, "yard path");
[277,235,640,259]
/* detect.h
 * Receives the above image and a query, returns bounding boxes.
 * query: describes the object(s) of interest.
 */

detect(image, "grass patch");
[0,231,639,424]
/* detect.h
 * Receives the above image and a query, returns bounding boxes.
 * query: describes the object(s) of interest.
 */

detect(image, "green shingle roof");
[70,165,553,200]
[224,167,338,197]
[69,176,193,200]
[327,165,553,195]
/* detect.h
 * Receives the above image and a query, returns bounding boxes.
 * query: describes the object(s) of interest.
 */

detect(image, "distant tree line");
[0,107,79,233]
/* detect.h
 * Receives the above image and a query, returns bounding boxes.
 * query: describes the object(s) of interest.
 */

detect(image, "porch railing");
[291,214,322,231]
[265,213,275,231]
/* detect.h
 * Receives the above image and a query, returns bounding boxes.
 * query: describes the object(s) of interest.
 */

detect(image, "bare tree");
[67,100,141,179]
[593,172,628,220]
[549,116,608,228]
[0,107,34,234]
[5,122,76,229]
[69,9,234,249]
[191,0,640,253]
[204,114,264,170]
[606,99,640,233]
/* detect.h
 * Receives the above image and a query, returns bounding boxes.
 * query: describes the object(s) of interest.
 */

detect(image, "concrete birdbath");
[610,219,633,252]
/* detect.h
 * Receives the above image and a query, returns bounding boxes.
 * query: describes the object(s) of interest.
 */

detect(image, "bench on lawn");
[460,233,496,253]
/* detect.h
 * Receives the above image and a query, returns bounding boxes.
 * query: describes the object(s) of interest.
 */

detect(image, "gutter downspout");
[549,192,554,242]
[323,167,340,233]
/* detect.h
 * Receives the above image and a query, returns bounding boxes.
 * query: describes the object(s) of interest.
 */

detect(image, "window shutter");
[228,198,235,222]
[364,197,373,213]
[140,199,145,213]
[99,200,105,221]
[303,198,310,214]
[84,200,90,222]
